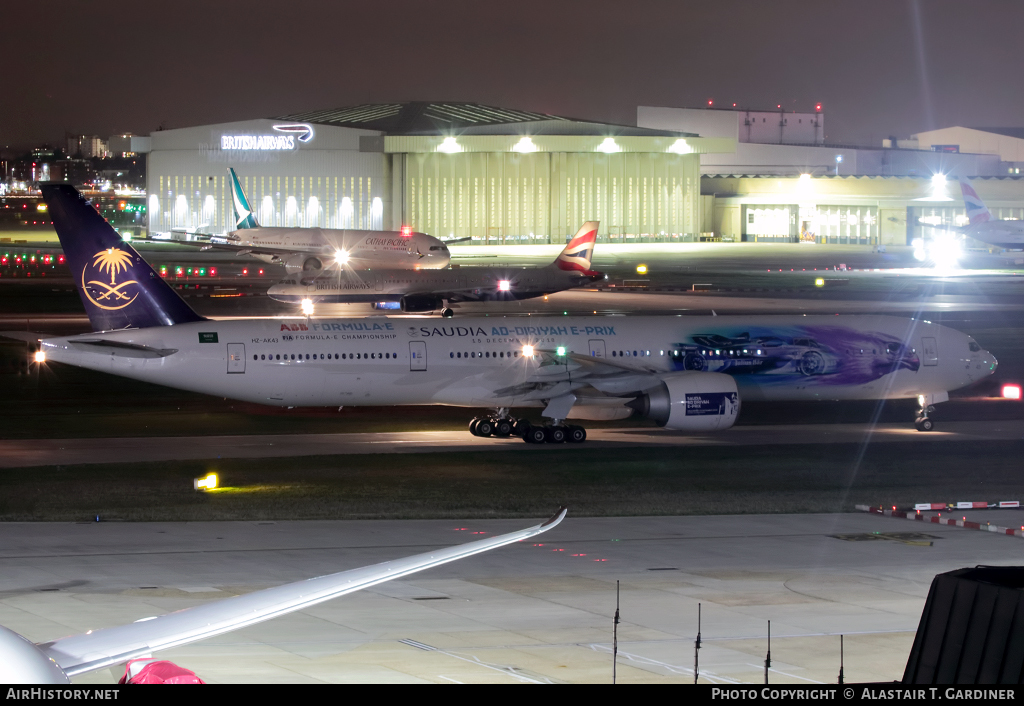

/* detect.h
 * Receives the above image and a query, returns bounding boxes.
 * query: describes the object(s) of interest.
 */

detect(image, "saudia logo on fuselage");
[81,248,139,311]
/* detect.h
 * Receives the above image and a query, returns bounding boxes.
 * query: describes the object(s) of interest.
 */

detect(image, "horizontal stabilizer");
[0,331,49,343]
[68,339,178,358]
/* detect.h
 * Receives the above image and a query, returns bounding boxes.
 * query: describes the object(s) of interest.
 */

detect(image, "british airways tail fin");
[228,168,260,229]
[553,221,599,272]
[959,178,992,225]
[41,184,206,332]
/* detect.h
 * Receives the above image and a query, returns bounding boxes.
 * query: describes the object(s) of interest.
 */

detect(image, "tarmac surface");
[3,512,1021,684]
[3,420,1023,467]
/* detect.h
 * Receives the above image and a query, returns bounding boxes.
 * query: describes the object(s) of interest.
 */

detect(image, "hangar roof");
[970,127,1024,140]
[276,101,693,138]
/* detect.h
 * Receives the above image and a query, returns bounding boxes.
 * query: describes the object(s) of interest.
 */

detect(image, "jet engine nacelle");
[0,625,70,684]
[282,254,324,274]
[630,372,739,432]
[400,294,443,313]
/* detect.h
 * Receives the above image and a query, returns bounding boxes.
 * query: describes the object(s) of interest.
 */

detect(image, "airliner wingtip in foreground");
[1,507,568,683]
[38,184,995,445]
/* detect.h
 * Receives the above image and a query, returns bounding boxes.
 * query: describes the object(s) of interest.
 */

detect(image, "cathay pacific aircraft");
[178,168,451,274]
[1,508,566,683]
[267,221,604,316]
[23,185,997,442]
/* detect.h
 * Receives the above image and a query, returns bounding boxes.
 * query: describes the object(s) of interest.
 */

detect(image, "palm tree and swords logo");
[81,247,139,310]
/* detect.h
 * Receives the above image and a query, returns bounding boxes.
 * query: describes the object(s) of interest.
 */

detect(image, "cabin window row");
[611,350,652,357]
[254,352,399,361]
[449,351,522,359]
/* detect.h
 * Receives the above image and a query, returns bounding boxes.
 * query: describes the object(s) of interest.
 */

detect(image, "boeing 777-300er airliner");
[20,184,998,443]
[1,508,566,683]
[266,221,604,316]
[168,167,451,274]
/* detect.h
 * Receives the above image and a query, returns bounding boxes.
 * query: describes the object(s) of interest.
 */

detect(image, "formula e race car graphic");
[669,328,921,386]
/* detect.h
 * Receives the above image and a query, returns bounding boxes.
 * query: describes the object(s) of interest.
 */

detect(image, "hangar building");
[142,102,733,244]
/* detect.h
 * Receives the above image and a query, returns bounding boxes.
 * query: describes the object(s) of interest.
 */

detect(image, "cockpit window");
[969,341,982,352]
[887,343,902,354]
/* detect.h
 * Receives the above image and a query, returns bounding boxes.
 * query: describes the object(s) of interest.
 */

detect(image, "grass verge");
[2,441,1021,522]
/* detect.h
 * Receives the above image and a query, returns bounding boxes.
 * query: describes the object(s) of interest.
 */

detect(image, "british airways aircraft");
[24,185,997,442]
[1,507,566,683]
[954,178,1024,250]
[266,221,604,316]
[182,168,451,274]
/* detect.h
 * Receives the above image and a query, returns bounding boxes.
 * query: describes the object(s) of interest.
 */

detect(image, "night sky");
[5,0,1023,150]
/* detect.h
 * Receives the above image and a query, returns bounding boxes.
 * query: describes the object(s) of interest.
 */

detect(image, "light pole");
[835,154,843,176]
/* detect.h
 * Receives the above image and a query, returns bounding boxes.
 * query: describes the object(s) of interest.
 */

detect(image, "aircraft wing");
[494,349,665,399]
[40,508,567,676]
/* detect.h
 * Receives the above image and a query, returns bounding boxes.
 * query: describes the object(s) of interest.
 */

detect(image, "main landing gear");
[469,414,587,444]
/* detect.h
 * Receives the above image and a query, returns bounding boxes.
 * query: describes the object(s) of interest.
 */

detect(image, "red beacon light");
[400,225,412,237]
[209,267,217,277]
[242,268,248,276]
[57,254,65,263]
[816,103,822,111]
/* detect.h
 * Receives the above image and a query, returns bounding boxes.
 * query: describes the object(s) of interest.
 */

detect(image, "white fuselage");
[231,227,450,270]
[963,220,1024,250]
[39,315,995,411]
[267,266,601,304]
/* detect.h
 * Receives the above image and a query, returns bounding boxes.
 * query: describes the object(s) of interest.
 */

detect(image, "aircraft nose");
[988,352,998,375]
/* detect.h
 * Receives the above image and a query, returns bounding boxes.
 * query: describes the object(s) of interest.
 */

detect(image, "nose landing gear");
[913,392,947,432]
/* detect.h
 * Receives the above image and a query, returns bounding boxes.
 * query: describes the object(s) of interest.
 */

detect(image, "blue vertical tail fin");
[228,168,260,229]
[41,184,206,331]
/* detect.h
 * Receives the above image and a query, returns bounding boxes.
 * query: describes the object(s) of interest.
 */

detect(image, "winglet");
[541,506,568,529]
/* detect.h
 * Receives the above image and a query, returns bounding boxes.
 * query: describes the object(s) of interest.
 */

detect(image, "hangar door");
[409,341,427,371]
[227,343,246,373]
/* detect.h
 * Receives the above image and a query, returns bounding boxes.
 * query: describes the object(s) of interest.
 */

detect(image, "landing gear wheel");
[512,419,531,438]
[566,425,587,443]
[915,417,934,432]
[475,418,495,437]
[545,426,567,444]
[469,417,483,436]
[524,426,547,444]
[441,307,454,318]
[493,419,513,438]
